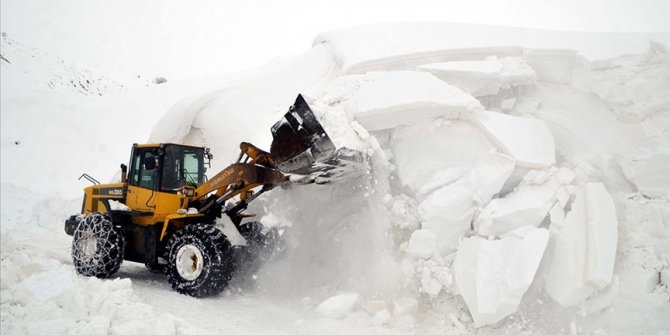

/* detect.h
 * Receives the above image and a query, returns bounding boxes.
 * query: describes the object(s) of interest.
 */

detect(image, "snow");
[419,57,536,97]
[316,293,360,319]
[312,71,483,131]
[2,16,670,335]
[453,226,549,327]
[468,110,556,169]
[545,183,619,306]
[475,167,575,236]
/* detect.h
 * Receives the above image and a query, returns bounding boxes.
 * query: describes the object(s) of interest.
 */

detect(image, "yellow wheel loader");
[64,95,338,297]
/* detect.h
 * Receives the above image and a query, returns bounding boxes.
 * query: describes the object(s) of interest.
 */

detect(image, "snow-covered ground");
[2,18,670,335]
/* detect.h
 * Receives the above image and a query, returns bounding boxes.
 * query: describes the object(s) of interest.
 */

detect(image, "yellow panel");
[126,185,186,226]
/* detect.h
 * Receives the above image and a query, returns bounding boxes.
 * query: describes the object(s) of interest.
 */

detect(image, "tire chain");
[71,212,125,278]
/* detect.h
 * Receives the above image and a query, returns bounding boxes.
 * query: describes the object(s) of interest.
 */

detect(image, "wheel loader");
[64,95,338,297]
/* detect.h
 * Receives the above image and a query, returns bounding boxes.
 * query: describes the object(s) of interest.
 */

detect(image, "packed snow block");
[475,168,573,236]
[418,57,535,97]
[453,226,549,327]
[316,293,359,319]
[419,178,476,254]
[467,111,555,169]
[391,120,514,199]
[545,183,618,306]
[345,71,483,131]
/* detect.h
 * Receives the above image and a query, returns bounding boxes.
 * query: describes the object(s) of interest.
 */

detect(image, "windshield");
[161,145,205,191]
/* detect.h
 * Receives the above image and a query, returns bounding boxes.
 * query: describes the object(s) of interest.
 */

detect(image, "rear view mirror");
[144,156,156,170]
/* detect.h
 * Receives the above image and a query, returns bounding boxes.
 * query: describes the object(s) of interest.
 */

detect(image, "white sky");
[2,0,669,79]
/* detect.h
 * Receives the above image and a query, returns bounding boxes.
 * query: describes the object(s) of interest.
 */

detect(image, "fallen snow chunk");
[453,226,549,327]
[371,309,392,326]
[419,178,475,253]
[345,71,483,131]
[475,169,565,236]
[468,111,555,169]
[421,267,443,296]
[392,120,514,203]
[545,183,618,306]
[406,229,437,258]
[316,293,359,319]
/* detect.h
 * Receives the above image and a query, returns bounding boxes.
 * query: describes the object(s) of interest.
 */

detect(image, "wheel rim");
[175,244,204,281]
[77,231,98,262]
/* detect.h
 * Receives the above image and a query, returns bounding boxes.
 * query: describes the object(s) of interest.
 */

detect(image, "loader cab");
[126,143,210,214]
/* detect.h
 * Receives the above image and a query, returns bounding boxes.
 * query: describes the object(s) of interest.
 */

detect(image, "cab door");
[126,147,160,212]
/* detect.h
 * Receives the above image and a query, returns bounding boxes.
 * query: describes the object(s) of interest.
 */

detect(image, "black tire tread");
[164,223,234,297]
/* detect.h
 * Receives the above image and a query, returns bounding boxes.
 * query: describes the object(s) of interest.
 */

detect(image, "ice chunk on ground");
[475,168,573,236]
[453,226,549,327]
[545,183,618,306]
[468,111,555,169]
[316,293,359,319]
[339,71,482,131]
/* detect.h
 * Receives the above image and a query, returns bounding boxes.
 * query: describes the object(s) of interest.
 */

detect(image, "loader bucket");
[270,94,336,174]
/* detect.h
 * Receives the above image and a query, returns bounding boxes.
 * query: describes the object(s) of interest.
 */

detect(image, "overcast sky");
[2,0,669,79]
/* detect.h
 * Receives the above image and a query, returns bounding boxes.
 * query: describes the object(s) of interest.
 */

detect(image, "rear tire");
[71,212,125,278]
[164,223,234,297]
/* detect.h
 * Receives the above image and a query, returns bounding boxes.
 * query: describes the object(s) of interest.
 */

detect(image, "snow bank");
[545,183,618,306]
[0,238,193,334]
[149,44,337,169]
[453,226,549,327]
[315,23,670,73]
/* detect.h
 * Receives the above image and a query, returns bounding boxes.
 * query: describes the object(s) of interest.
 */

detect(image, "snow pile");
[0,235,193,335]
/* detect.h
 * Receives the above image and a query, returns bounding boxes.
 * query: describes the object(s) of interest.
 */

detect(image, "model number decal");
[101,188,124,196]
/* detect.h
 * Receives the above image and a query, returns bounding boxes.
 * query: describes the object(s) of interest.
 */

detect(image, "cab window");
[129,148,159,189]
[161,146,204,191]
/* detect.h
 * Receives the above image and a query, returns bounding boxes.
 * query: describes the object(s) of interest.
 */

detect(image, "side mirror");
[144,156,156,170]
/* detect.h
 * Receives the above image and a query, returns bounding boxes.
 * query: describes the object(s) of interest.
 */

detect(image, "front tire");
[164,223,234,297]
[71,212,125,278]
